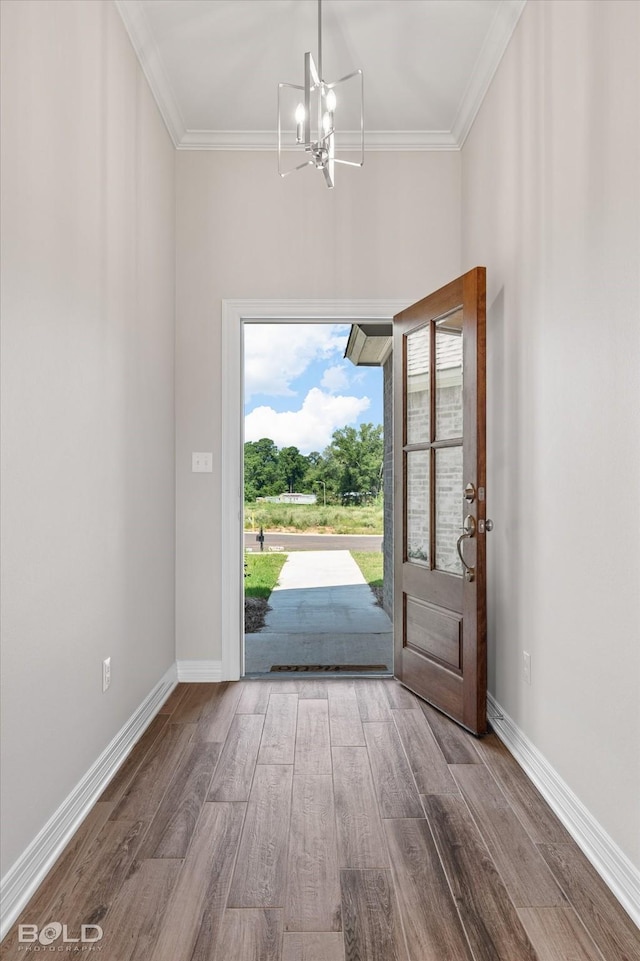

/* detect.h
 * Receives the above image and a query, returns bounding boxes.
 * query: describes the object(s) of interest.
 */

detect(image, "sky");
[244,323,383,454]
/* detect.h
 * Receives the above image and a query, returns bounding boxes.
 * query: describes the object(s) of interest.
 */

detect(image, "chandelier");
[277,0,364,188]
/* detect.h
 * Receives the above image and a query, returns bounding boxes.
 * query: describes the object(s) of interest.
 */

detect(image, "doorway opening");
[242,320,392,677]
[220,299,406,682]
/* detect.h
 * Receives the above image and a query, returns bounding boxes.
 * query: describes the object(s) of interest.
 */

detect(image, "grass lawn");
[244,552,288,599]
[245,501,383,535]
[351,551,384,606]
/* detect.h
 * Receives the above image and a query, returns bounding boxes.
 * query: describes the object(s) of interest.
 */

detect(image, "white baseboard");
[0,664,178,941]
[176,659,223,682]
[487,692,640,928]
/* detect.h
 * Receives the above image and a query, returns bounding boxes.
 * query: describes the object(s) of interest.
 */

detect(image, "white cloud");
[245,387,370,454]
[244,324,349,399]
[320,364,350,393]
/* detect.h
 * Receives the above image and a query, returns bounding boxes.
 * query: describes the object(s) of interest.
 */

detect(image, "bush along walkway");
[244,552,287,632]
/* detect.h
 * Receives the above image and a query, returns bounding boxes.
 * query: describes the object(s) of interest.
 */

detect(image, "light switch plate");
[192,452,213,473]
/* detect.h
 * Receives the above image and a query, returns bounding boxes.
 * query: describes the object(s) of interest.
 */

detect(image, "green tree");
[244,427,383,504]
[325,423,383,503]
[277,446,308,493]
[304,451,337,504]
[244,438,280,500]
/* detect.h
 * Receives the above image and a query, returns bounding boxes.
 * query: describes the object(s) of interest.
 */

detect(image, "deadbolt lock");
[464,483,476,503]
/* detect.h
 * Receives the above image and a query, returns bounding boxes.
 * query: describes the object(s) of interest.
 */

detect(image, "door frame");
[220,298,408,680]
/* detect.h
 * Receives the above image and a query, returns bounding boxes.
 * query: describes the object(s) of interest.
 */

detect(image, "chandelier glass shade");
[278,0,364,188]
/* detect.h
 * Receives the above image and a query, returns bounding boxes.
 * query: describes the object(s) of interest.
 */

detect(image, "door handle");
[457,515,476,582]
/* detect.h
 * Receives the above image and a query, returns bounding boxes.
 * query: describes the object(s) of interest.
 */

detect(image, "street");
[244,531,382,552]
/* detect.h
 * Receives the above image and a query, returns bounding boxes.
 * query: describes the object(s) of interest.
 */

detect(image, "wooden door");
[393,268,487,734]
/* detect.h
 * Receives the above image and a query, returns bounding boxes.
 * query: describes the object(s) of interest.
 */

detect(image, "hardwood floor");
[2,679,639,961]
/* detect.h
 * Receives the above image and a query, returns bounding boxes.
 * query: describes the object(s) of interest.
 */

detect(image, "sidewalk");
[244,550,393,674]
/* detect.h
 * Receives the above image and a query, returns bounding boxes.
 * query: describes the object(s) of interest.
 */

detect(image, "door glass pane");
[436,321,463,441]
[406,326,429,444]
[435,446,463,574]
[406,449,430,566]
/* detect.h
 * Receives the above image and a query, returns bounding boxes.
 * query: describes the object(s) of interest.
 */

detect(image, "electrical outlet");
[523,651,531,685]
[102,657,111,692]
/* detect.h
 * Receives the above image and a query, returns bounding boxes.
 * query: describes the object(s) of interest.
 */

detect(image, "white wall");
[462,0,640,868]
[175,150,461,662]
[0,0,176,876]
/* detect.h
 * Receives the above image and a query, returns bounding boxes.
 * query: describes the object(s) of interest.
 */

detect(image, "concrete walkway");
[244,550,393,674]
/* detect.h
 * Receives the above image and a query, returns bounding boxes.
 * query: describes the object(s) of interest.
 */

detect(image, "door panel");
[393,268,487,734]
[405,597,462,669]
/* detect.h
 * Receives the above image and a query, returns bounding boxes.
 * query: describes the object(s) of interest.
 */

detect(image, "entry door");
[393,268,487,735]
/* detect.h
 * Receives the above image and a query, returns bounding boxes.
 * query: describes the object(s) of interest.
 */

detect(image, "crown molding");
[452,0,527,146]
[179,128,459,151]
[115,0,185,147]
[116,0,526,153]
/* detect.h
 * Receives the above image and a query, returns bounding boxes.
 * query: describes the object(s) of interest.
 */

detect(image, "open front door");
[393,268,487,734]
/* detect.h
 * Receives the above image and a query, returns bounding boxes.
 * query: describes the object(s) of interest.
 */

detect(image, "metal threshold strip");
[270,664,389,673]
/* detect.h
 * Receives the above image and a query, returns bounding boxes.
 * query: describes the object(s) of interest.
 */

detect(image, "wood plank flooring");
[3,679,639,961]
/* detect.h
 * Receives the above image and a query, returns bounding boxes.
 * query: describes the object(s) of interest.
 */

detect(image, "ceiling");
[115,0,526,150]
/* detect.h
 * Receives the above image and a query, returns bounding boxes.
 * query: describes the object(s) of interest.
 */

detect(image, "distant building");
[258,493,317,505]
[278,493,317,504]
